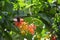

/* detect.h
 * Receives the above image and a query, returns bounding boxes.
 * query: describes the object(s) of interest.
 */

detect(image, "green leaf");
[39,13,53,28]
[25,4,34,9]
[4,2,13,12]
[0,16,2,19]
[24,17,44,26]
[4,31,12,40]
[47,0,53,3]
[41,29,48,37]
[58,0,60,4]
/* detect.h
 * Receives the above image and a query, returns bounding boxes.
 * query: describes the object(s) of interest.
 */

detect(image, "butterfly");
[13,17,24,27]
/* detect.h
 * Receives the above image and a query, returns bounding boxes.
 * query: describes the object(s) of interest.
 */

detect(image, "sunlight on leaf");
[0,16,2,19]
[48,0,56,3]
[10,31,13,35]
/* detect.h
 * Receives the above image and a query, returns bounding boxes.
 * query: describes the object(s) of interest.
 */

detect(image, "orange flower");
[29,28,34,35]
[14,22,21,27]
[30,23,36,30]
[28,25,35,35]
[21,30,25,35]
[14,18,36,35]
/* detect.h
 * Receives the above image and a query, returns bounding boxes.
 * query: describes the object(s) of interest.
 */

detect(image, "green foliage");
[0,0,60,40]
[58,0,60,4]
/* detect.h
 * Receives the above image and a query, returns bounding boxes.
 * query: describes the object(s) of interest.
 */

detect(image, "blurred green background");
[0,0,60,40]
